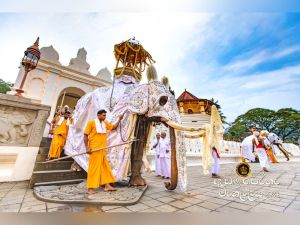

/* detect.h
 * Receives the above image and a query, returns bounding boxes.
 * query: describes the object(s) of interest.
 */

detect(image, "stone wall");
[0,94,51,147]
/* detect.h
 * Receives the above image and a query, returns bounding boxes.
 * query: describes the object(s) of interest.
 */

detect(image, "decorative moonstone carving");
[68,48,91,75]
[96,67,113,82]
[40,45,61,65]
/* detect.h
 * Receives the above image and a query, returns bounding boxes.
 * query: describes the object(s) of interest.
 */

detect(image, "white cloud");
[223,45,300,73]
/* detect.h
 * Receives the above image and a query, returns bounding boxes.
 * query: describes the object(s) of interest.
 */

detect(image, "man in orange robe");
[47,111,72,160]
[84,109,123,195]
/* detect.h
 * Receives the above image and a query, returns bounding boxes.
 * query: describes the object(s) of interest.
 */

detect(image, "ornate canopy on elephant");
[114,37,156,82]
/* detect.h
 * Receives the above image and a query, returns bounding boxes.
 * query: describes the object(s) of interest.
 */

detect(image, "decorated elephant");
[0,111,33,143]
[65,68,223,192]
[64,38,223,192]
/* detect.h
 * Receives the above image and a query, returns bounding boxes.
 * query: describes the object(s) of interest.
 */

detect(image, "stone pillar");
[179,102,184,115]
[199,101,205,114]
[0,94,51,147]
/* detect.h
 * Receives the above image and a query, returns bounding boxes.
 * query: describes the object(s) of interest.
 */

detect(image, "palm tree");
[210,98,227,124]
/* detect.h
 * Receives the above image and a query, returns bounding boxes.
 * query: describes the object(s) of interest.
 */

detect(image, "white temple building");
[8,45,113,137]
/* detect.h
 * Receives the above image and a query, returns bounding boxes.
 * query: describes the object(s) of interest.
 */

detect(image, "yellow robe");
[49,118,71,158]
[84,120,116,188]
[239,148,245,162]
[267,147,278,163]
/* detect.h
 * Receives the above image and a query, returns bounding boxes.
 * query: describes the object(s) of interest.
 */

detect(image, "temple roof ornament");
[40,45,61,65]
[68,48,91,75]
[96,67,113,82]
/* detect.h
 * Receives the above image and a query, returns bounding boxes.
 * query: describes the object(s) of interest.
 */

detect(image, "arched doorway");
[188,109,194,114]
[55,87,86,114]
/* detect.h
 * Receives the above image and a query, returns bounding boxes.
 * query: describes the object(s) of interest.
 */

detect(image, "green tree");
[224,123,247,142]
[273,108,300,142]
[232,108,276,133]
[0,79,14,94]
[224,108,300,144]
[210,98,227,124]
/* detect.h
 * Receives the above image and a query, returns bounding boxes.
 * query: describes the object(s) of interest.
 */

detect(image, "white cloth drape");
[211,150,220,174]
[153,140,161,175]
[241,135,256,162]
[256,148,271,169]
[94,119,106,133]
[57,117,70,126]
[160,157,171,178]
[158,138,171,158]
[158,137,171,178]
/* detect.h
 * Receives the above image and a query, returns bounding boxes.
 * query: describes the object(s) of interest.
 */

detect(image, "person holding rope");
[46,111,72,161]
[84,109,123,194]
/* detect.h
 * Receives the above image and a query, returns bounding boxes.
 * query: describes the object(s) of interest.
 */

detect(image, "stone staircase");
[29,137,87,188]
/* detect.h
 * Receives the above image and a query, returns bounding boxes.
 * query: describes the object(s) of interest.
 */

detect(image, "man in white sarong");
[241,125,256,162]
[211,147,220,178]
[252,131,271,171]
[153,133,161,177]
[158,132,171,179]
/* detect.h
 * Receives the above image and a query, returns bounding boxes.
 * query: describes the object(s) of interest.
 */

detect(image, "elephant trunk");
[277,143,293,157]
[164,126,178,190]
[184,131,205,139]
[20,124,28,137]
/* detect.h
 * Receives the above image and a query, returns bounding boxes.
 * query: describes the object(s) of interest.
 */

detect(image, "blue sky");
[0,13,299,123]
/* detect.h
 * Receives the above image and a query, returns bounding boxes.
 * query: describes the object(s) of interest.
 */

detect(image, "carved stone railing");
[0,93,51,147]
[147,136,300,170]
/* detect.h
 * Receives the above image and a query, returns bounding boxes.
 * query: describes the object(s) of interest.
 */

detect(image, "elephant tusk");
[166,121,205,131]
[184,131,205,138]
[24,121,33,125]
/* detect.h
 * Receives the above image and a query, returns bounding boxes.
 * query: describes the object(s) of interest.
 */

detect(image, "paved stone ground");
[1,161,300,212]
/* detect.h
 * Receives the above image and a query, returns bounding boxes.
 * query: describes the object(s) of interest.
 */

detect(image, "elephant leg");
[277,144,293,160]
[129,115,149,186]
[20,125,28,137]
[70,160,82,171]
[164,127,178,190]
[0,132,9,143]
[9,129,17,143]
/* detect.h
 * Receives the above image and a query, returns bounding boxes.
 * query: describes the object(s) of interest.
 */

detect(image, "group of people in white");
[153,132,221,179]
[241,125,293,172]
[153,125,293,179]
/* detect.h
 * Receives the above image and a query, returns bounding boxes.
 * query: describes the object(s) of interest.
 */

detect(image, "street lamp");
[15,37,41,97]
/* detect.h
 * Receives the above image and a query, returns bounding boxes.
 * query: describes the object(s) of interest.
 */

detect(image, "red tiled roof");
[176,89,200,102]
[176,89,219,107]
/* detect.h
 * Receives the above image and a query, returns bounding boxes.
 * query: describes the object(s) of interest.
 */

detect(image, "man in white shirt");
[158,132,171,179]
[153,133,161,177]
